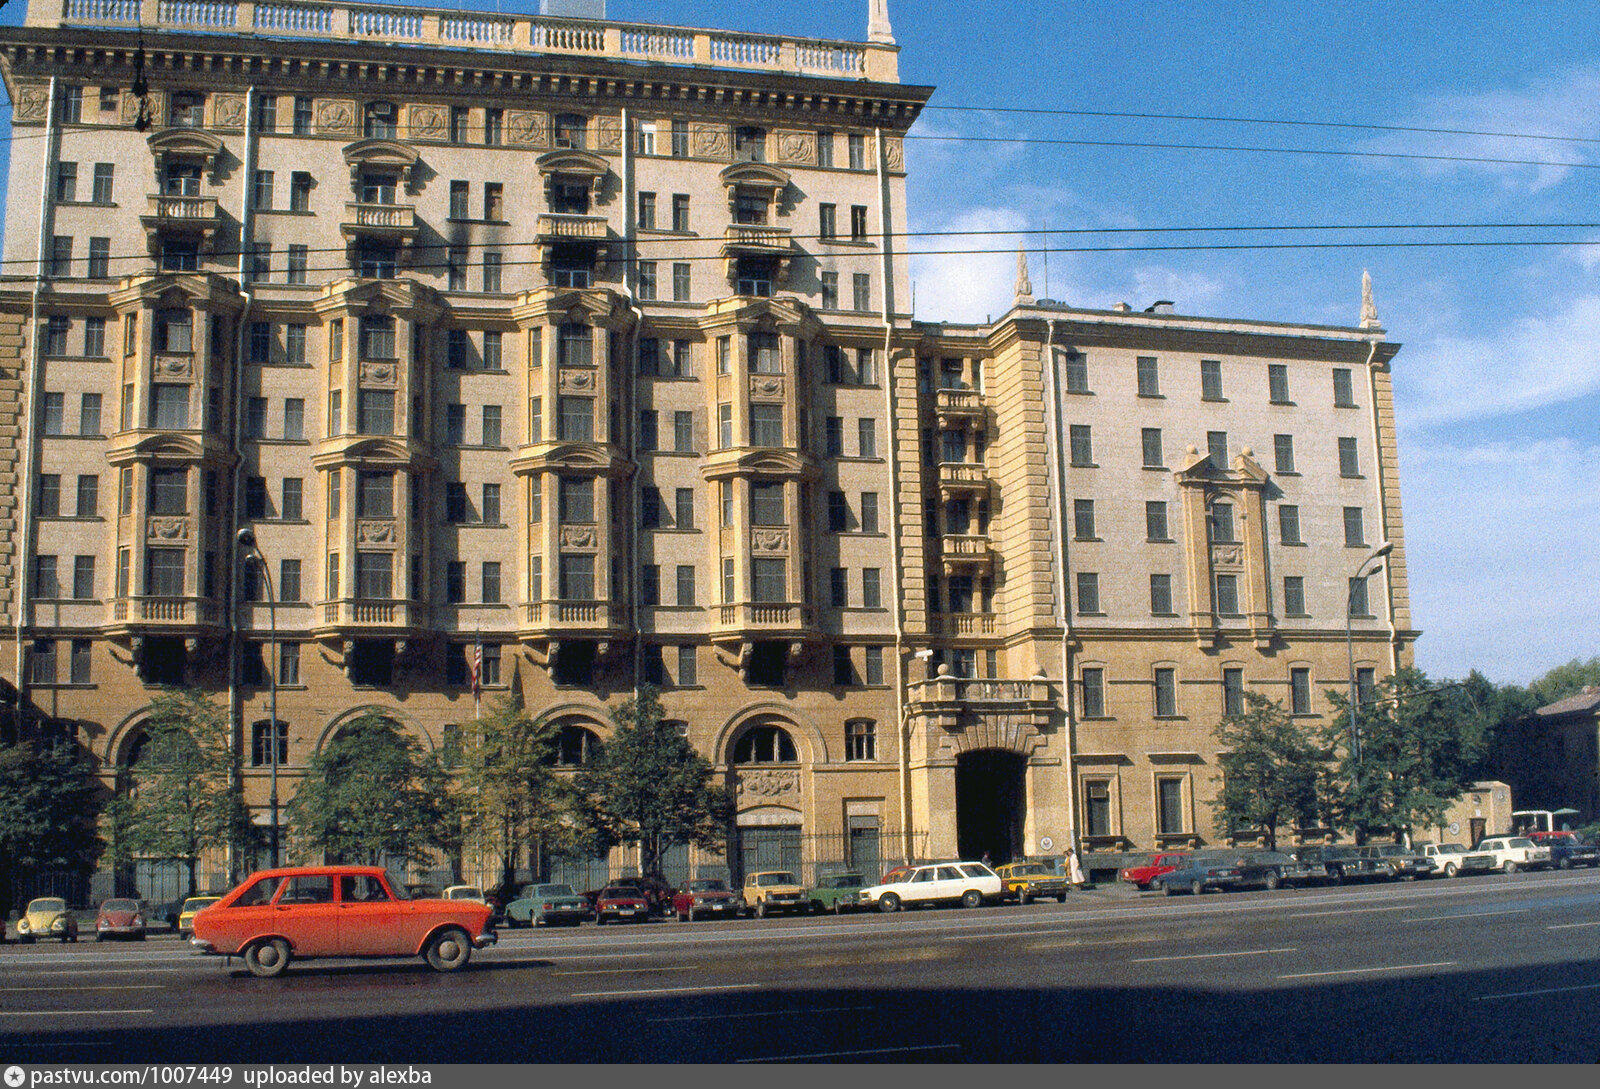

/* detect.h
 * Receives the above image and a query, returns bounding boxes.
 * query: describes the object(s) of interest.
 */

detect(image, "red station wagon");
[1119,852,1192,891]
[189,865,496,978]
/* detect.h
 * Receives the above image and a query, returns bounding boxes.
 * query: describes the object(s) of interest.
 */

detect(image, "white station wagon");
[859,861,1003,912]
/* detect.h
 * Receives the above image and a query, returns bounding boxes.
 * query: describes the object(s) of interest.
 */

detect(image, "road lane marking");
[1287,905,1413,919]
[1477,982,1600,1001]
[572,983,760,998]
[555,966,693,976]
[1406,909,1528,921]
[0,1010,155,1017]
[1131,948,1296,963]
[1546,921,1600,930]
[0,986,162,992]
[650,1006,872,1023]
[16,968,194,975]
[738,1044,959,1063]
[1279,961,1456,980]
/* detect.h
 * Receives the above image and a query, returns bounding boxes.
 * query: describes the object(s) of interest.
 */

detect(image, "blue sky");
[4,0,1596,686]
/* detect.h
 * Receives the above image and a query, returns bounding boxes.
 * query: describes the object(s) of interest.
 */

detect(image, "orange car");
[189,865,496,978]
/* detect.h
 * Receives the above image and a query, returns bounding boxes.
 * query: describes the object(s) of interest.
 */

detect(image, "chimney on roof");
[1145,300,1175,314]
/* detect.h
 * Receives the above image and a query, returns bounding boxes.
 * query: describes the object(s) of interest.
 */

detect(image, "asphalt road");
[5,870,1600,1063]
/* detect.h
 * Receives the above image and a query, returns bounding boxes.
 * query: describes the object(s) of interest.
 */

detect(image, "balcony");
[907,674,1059,736]
[106,595,225,637]
[940,534,993,575]
[935,388,986,430]
[935,611,997,637]
[722,223,793,257]
[536,213,609,243]
[313,598,424,636]
[339,202,419,246]
[519,600,629,636]
[712,601,814,639]
[937,462,990,497]
[140,194,221,246]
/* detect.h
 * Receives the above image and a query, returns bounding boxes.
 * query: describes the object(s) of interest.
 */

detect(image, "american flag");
[471,635,482,717]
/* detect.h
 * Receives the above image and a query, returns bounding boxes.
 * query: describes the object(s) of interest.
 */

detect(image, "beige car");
[742,871,808,918]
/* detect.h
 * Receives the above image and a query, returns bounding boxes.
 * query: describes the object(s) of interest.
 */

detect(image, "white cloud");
[1403,437,1600,685]
[907,205,1036,324]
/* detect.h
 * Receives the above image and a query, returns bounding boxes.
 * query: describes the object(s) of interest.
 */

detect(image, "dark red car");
[593,886,650,924]
[671,878,743,921]
[587,875,674,916]
[94,898,147,941]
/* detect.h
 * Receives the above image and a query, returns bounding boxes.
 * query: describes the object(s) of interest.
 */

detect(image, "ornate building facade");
[0,0,1413,889]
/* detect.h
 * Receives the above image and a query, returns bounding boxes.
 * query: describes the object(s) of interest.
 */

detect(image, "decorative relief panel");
[408,105,446,140]
[13,84,48,123]
[121,89,167,127]
[359,361,399,388]
[560,525,598,551]
[693,124,730,160]
[152,355,193,379]
[736,769,801,799]
[147,517,190,542]
[751,528,789,553]
[596,116,622,150]
[749,376,784,398]
[357,520,397,546]
[316,99,358,136]
[211,94,247,131]
[884,137,905,172]
[776,131,816,165]
[1211,543,1244,570]
[507,111,547,146]
[558,369,596,393]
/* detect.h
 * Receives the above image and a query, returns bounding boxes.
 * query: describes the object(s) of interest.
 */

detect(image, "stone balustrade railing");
[45,0,899,82]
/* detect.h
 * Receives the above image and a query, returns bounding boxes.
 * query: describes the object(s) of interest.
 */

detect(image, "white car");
[858,861,1002,912]
[1473,837,1551,874]
[1418,842,1495,877]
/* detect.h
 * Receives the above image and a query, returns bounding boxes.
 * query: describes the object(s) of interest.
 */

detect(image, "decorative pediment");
[701,447,817,482]
[511,287,631,328]
[314,277,443,322]
[1173,445,1269,491]
[109,271,243,311]
[719,161,791,206]
[710,294,810,334]
[537,149,609,203]
[510,442,633,480]
[311,436,438,473]
[343,139,420,190]
[337,437,413,465]
[147,128,225,181]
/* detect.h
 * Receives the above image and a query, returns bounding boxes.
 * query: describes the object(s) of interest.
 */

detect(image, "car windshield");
[31,899,66,912]
[1009,864,1046,875]
[1435,845,1464,854]
[536,884,575,897]
[756,873,797,886]
[448,887,483,899]
[102,899,138,912]
[181,898,217,912]
[822,875,862,888]
[687,880,727,892]
[1508,838,1535,848]
[601,888,637,899]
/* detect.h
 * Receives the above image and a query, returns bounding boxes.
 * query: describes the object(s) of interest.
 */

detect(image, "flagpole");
[473,623,482,721]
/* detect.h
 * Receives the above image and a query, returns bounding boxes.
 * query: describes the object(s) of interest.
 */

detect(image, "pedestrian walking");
[1067,847,1086,888]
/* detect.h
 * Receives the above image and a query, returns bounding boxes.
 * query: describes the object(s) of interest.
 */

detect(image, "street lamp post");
[1346,541,1394,788]
[237,528,279,868]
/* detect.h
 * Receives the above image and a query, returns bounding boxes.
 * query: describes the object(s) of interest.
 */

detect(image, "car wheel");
[1444,862,1458,877]
[1021,892,1033,905]
[1057,893,1068,903]
[756,901,768,919]
[95,933,105,942]
[595,915,606,926]
[243,938,291,978]
[1328,867,1344,886]
[425,928,472,972]
[1504,862,1518,874]
[1558,856,1572,870]
[833,900,844,915]
[1264,870,1281,891]
[878,892,901,913]
[677,909,689,922]
[137,932,146,941]
[961,889,983,909]
[1162,880,1177,897]
[1190,879,1204,896]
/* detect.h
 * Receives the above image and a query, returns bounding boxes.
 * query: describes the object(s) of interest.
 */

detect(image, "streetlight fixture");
[1346,540,1393,786]
[237,528,279,868]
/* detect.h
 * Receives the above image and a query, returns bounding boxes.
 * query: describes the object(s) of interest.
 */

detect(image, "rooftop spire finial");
[1014,245,1034,305]
[868,0,894,44]
[1360,269,1381,329]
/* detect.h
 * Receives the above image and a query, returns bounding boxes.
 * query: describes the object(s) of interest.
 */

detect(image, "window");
[481,483,501,524]
[253,169,274,211]
[1157,778,1185,835]
[846,719,875,761]
[161,240,199,272]
[1141,428,1164,468]
[673,262,691,301]
[1076,571,1100,614]
[50,236,73,278]
[482,252,503,293]
[1290,667,1312,715]
[1343,507,1365,547]
[363,101,397,139]
[860,492,879,533]
[722,557,735,603]
[862,568,881,609]
[279,477,302,521]
[751,482,785,526]
[75,474,98,517]
[858,418,877,458]
[1268,363,1290,403]
[68,638,92,685]
[1348,574,1371,617]
[1274,434,1296,473]
[1136,355,1160,397]
[833,646,856,687]
[674,487,694,529]
[60,84,83,123]
[448,106,468,144]
[357,390,394,435]
[33,555,59,598]
[444,481,469,523]
[1073,498,1096,540]
[356,552,392,599]
[720,481,733,527]
[827,491,848,532]
[37,474,61,518]
[1338,436,1361,477]
[636,122,656,156]
[816,130,834,168]
[853,273,871,312]
[819,203,836,240]
[1206,430,1228,467]
[243,475,268,519]
[445,561,466,604]
[1279,504,1302,545]
[92,162,114,204]
[482,561,502,604]
[87,238,110,280]
[830,567,848,607]
[145,547,185,597]
[357,244,397,279]
[717,337,731,376]
[56,162,78,203]
[44,317,68,357]
[327,388,343,436]
[1150,573,1173,615]
[850,204,869,242]
[484,182,504,221]
[848,133,866,170]
[74,393,102,440]
[559,478,594,523]
[638,564,661,607]
[446,328,468,369]
[476,404,502,447]
[558,323,592,367]
[734,125,766,161]
[1283,575,1306,616]
[42,392,64,435]
[445,404,466,446]
[1214,574,1240,616]
[671,120,689,158]
[292,95,313,134]
[448,180,469,219]
[1200,359,1224,400]
[1333,367,1356,408]
[718,403,733,448]
[553,113,584,149]
[865,646,884,685]
[356,471,393,518]
[820,272,838,310]
[639,486,662,528]
[69,555,94,600]
[637,261,657,300]
[1154,667,1177,717]
[559,554,594,600]
[28,640,56,685]
[1355,667,1376,707]
[674,411,694,453]
[637,191,656,230]
[824,416,844,457]
[1069,424,1093,466]
[750,404,783,447]
[1063,351,1089,394]
[164,163,202,197]
[1081,667,1105,718]
[558,396,594,442]
[1209,501,1235,544]
[676,564,696,606]
[751,558,786,602]
[749,331,781,374]
[150,384,190,430]
[244,396,267,439]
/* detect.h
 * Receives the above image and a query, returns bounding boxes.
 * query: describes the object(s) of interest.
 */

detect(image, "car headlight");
[133,916,143,927]
[17,919,30,933]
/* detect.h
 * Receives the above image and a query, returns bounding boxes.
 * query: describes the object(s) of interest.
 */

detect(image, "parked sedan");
[504,883,591,928]
[16,897,79,943]
[1418,842,1496,877]
[94,898,148,941]
[858,861,1002,912]
[672,878,744,921]
[806,873,866,914]
[593,886,651,924]
[1157,852,1244,895]
[176,896,223,937]
[994,861,1069,903]
[1474,837,1551,873]
[1357,844,1437,879]
[1233,850,1326,890]
[1527,832,1600,870]
[1286,845,1387,884]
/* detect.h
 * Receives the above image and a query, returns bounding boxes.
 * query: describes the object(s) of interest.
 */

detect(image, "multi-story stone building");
[0,0,1414,892]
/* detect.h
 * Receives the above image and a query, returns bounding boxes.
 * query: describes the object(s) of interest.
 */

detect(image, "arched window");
[556,724,601,766]
[732,724,797,765]
[364,101,397,139]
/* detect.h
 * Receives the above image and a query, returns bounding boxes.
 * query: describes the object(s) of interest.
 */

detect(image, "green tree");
[114,689,253,896]
[1322,668,1486,844]
[1211,692,1327,850]
[0,739,104,913]
[456,695,584,888]
[1527,656,1600,706]
[286,711,454,871]
[575,687,733,879]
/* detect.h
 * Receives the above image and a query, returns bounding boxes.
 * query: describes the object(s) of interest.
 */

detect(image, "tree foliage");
[1527,656,1600,706]
[1211,692,1326,850]
[0,739,104,912]
[1321,667,1486,844]
[111,689,253,896]
[455,695,584,887]
[286,711,455,871]
[575,687,733,878]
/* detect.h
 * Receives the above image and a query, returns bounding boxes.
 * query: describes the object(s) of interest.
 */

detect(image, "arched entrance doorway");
[955,750,1026,864]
